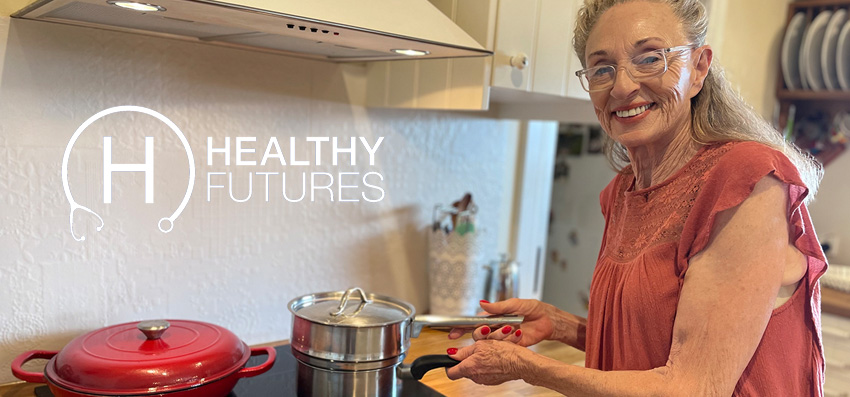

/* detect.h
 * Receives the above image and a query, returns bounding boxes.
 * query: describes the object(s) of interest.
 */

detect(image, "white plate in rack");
[803,10,833,90]
[783,12,807,90]
[838,19,850,90]
[822,9,847,90]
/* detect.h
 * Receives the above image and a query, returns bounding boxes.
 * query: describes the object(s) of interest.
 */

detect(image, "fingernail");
[481,326,491,335]
[480,300,490,304]
[502,326,512,334]
[447,348,458,355]
[515,329,522,337]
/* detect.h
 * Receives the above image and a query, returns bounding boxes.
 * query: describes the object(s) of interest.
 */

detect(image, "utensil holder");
[428,205,483,315]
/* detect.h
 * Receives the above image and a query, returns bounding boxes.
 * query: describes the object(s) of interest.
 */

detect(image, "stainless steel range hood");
[12,0,492,61]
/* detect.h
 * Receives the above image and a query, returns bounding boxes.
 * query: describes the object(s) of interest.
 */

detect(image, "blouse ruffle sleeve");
[676,142,827,285]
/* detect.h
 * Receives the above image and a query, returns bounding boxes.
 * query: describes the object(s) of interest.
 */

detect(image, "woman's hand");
[448,298,556,347]
[445,339,535,385]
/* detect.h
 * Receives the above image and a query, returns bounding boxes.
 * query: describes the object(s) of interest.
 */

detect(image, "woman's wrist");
[546,304,587,351]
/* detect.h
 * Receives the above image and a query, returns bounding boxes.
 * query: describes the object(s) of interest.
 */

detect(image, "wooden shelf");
[777,89,850,101]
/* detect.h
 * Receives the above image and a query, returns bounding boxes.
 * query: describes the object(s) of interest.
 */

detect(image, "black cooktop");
[34,345,445,397]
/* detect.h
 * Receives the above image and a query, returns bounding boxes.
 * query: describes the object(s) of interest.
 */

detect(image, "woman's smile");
[612,102,657,123]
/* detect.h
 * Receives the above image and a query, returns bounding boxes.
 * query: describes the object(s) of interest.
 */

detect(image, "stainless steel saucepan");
[288,287,523,363]
[288,287,522,396]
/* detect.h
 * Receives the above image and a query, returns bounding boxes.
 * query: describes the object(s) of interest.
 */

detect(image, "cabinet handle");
[510,53,529,70]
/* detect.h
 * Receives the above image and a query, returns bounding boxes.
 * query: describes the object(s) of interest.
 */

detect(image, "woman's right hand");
[448,298,556,347]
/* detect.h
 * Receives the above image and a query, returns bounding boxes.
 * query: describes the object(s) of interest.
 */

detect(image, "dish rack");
[822,264,850,293]
[776,0,850,167]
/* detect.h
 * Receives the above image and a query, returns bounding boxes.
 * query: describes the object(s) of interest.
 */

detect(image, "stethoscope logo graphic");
[62,106,195,241]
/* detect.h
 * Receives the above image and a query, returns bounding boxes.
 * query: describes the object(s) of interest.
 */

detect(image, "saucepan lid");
[289,287,415,327]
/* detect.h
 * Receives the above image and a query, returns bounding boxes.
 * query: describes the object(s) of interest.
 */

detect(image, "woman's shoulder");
[700,140,796,176]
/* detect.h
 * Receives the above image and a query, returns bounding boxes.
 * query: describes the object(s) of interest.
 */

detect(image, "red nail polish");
[480,300,490,304]
[481,326,491,335]
[447,348,458,355]
[515,329,522,337]
[502,326,512,334]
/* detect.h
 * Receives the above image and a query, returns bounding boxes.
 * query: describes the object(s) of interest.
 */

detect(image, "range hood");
[12,0,492,61]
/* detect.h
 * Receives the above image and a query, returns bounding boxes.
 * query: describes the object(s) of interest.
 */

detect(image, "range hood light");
[107,1,166,12]
[391,49,430,57]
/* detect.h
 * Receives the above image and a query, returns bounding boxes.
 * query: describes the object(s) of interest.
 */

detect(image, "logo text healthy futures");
[62,106,386,242]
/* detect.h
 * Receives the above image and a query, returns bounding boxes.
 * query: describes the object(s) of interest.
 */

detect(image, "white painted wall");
[708,0,792,120]
[810,155,850,266]
[0,17,521,383]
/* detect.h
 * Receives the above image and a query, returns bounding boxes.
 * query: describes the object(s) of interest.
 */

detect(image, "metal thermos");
[483,254,519,302]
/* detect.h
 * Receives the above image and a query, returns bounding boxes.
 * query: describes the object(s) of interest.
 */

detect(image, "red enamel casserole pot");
[11,319,275,397]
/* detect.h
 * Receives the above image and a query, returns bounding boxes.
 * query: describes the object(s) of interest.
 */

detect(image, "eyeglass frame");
[574,44,699,92]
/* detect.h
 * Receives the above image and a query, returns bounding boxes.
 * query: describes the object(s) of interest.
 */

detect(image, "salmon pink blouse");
[585,141,827,395]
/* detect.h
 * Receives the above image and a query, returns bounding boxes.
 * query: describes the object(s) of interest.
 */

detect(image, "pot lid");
[289,287,414,326]
[45,320,250,395]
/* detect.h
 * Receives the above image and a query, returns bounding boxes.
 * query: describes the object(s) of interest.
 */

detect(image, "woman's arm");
[450,176,793,396]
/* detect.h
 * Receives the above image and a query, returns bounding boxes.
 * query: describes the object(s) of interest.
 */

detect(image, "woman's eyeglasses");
[575,45,698,92]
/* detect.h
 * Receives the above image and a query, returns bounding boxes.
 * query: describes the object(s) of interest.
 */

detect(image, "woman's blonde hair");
[573,0,823,201]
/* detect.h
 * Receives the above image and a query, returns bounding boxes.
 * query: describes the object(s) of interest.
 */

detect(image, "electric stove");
[34,344,445,397]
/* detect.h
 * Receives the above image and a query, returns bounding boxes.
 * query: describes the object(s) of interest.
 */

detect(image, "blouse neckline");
[624,143,714,197]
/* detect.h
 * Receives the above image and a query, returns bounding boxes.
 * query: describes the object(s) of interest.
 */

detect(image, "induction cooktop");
[34,344,445,397]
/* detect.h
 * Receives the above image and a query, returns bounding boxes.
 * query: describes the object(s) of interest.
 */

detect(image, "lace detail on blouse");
[604,142,735,262]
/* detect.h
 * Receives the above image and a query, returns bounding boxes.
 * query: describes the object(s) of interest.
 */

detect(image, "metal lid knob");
[137,320,170,340]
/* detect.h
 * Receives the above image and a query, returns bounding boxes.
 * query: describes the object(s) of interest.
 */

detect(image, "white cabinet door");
[532,0,572,96]
[490,0,540,91]
[513,120,558,300]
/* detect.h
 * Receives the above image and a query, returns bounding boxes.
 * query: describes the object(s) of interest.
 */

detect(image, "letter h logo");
[103,136,154,203]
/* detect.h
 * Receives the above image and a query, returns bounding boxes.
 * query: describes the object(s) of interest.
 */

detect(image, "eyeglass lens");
[582,50,671,91]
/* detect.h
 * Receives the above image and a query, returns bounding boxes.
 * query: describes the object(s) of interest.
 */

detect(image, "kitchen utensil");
[837,19,850,90]
[783,12,807,90]
[288,287,522,363]
[803,10,833,90]
[822,9,846,90]
[11,320,275,397]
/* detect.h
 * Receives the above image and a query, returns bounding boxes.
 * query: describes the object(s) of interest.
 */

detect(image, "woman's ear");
[688,45,713,98]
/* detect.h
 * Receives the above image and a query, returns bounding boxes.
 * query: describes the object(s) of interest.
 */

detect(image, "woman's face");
[584,1,707,152]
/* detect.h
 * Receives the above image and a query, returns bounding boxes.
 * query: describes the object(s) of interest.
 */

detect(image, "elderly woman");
[445,0,828,395]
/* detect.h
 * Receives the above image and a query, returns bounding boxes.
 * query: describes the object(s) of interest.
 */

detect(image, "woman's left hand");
[445,339,535,385]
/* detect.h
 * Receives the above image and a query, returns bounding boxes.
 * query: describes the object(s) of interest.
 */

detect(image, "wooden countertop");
[0,329,584,397]
[822,286,850,318]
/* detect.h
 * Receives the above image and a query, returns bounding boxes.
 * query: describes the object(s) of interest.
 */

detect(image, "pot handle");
[330,287,372,317]
[237,346,276,379]
[398,355,460,380]
[411,314,524,337]
[11,350,57,383]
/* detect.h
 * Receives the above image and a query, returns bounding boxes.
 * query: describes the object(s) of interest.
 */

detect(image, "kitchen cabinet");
[365,0,590,111]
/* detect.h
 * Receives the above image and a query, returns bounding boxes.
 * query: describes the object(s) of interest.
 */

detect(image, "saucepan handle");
[11,350,57,383]
[411,314,524,337]
[397,355,460,380]
[237,347,277,378]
